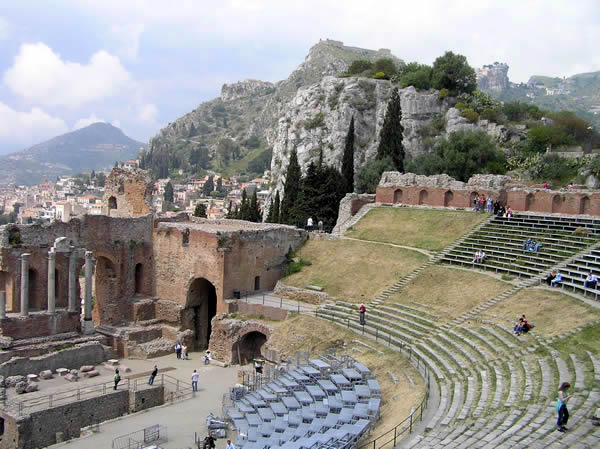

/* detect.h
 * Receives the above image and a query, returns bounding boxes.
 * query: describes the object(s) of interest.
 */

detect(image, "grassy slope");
[387,265,510,321]
[284,239,427,303]
[266,315,425,439]
[346,208,490,251]
[480,288,600,338]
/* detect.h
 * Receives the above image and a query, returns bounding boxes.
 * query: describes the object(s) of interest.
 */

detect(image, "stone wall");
[130,385,165,413]
[103,167,153,217]
[332,193,376,234]
[0,341,106,377]
[209,316,273,365]
[235,302,289,321]
[0,390,129,449]
[0,311,79,339]
[375,172,600,216]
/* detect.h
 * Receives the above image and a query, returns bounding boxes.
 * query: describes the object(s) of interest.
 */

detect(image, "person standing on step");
[359,303,366,325]
[174,341,182,359]
[556,382,572,432]
[148,365,158,385]
[113,368,121,390]
[307,216,313,232]
[191,369,199,392]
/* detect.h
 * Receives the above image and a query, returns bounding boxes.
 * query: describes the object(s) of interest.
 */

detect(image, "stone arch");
[418,189,428,205]
[444,190,454,207]
[108,196,117,210]
[254,276,260,291]
[185,278,217,350]
[580,196,591,215]
[28,268,42,310]
[135,263,143,295]
[393,189,403,204]
[552,195,562,213]
[54,269,61,307]
[231,331,268,365]
[94,255,118,323]
[525,193,535,211]
[0,271,15,312]
[470,191,479,205]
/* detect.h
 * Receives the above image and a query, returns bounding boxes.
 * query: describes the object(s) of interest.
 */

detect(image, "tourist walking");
[307,217,313,232]
[182,344,188,360]
[204,350,211,365]
[148,365,158,385]
[556,382,572,432]
[192,369,199,392]
[226,439,236,449]
[359,303,366,325]
[113,368,121,390]
[174,342,182,359]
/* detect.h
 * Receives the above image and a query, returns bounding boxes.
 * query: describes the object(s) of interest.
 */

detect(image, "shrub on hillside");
[373,58,399,77]
[431,51,477,95]
[438,88,450,99]
[394,62,432,90]
[356,156,396,193]
[461,108,479,123]
[347,59,374,76]
[373,72,388,80]
[455,102,468,111]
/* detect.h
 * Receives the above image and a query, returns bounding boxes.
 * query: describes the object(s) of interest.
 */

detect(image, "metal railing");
[238,292,319,314]
[5,373,193,416]
[316,310,432,449]
[112,424,168,449]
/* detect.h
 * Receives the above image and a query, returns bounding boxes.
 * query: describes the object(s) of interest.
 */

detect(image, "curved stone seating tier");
[226,355,380,449]
[316,302,600,448]
[550,247,600,300]
[442,214,600,278]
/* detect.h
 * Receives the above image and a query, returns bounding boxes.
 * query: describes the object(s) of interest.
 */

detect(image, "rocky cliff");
[476,62,510,93]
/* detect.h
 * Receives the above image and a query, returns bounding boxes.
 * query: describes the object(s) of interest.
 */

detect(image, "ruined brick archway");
[28,268,42,310]
[135,263,143,295]
[580,196,591,214]
[444,190,454,207]
[418,189,428,205]
[525,193,535,211]
[393,189,403,204]
[185,278,217,350]
[552,195,562,213]
[94,255,118,324]
[232,331,268,365]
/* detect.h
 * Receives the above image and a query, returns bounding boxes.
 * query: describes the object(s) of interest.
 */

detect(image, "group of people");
[174,342,189,360]
[523,238,542,252]
[473,194,494,213]
[496,205,513,218]
[584,272,599,289]
[513,314,534,336]
[472,250,487,264]
[545,270,563,287]
[306,217,324,232]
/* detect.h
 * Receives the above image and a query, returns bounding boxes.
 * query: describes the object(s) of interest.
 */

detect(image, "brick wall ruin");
[103,167,153,217]
[209,315,273,365]
[376,172,600,216]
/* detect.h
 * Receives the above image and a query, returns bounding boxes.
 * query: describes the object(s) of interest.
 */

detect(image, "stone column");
[0,291,6,319]
[83,251,96,334]
[20,253,31,317]
[68,248,78,313]
[47,249,56,313]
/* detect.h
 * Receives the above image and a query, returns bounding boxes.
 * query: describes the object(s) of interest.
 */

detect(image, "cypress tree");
[249,191,261,222]
[226,200,233,219]
[279,149,302,225]
[272,191,281,224]
[266,198,274,223]
[163,181,174,203]
[377,88,405,171]
[239,189,249,220]
[341,116,355,193]
[203,176,214,196]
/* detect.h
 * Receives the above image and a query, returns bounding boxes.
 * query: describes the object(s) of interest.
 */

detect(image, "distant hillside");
[477,64,600,128]
[0,123,145,185]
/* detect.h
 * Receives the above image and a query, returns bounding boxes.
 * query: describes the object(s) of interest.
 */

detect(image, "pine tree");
[163,181,174,203]
[249,191,261,222]
[193,203,207,217]
[341,116,355,193]
[280,149,302,225]
[377,88,405,171]
[272,191,281,224]
[203,176,214,196]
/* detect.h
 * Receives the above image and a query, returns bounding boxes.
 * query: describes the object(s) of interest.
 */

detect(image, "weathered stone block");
[25,383,39,393]
[39,370,53,379]
[83,370,99,378]
[27,374,39,382]
[107,359,120,366]
[80,365,94,372]
[15,381,27,394]
[69,369,78,376]
[119,365,131,373]
[64,373,78,382]
[6,375,26,387]
[56,368,69,376]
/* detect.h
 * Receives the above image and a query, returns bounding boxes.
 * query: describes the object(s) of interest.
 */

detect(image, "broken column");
[0,291,6,319]
[68,248,78,313]
[47,249,56,313]
[20,253,31,316]
[83,251,95,334]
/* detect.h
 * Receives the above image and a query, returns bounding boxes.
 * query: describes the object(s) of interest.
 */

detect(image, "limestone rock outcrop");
[477,62,510,93]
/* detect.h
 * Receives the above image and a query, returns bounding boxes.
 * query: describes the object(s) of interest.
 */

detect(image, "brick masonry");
[209,316,273,365]
[376,171,600,215]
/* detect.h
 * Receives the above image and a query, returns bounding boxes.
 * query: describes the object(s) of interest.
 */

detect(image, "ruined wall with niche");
[209,315,273,365]
[376,172,600,216]
[103,167,153,217]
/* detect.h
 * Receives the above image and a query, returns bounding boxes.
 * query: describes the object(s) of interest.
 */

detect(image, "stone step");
[569,354,586,391]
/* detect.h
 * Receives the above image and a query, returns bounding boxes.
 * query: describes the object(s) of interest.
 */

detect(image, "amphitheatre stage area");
[0,169,599,448]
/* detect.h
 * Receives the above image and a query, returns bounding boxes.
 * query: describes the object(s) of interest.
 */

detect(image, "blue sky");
[0,0,599,154]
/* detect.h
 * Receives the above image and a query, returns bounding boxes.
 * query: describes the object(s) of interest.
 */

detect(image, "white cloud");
[73,113,104,130]
[110,23,144,60]
[0,17,10,40]
[3,42,131,108]
[137,103,158,122]
[0,102,68,145]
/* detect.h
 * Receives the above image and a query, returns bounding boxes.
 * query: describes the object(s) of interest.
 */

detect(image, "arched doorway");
[393,189,403,204]
[28,269,40,310]
[525,193,535,211]
[54,269,61,307]
[0,271,14,312]
[135,263,143,295]
[418,189,428,205]
[108,197,117,210]
[231,331,267,365]
[186,278,217,350]
[580,196,591,215]
[444,191,454,207]
[552,195,562,213]
[95,256,118,323]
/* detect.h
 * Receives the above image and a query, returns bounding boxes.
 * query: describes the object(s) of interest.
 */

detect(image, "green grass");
[220,146,267,177]
[283,239,427,303]
[551,323,600,358]
[346,208,490,251]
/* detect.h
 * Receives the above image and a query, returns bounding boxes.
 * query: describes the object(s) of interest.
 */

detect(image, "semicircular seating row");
[225,355,382,449]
